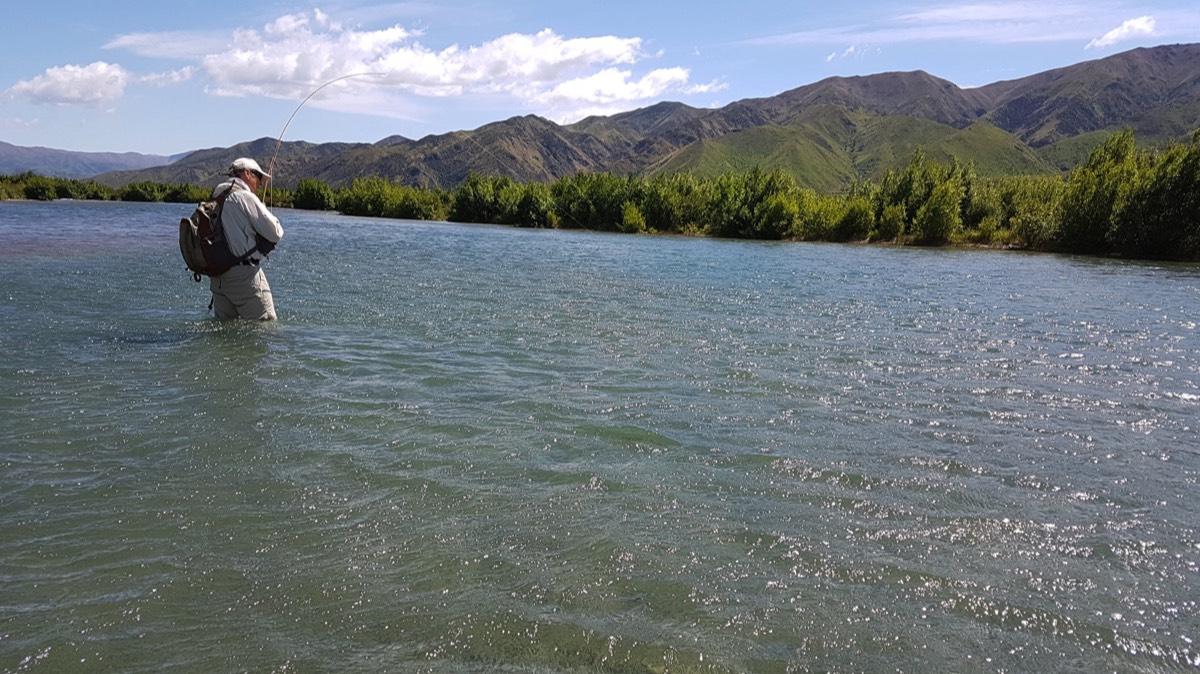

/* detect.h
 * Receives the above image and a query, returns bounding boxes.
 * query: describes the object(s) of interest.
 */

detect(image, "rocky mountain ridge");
[6,43,1197,191]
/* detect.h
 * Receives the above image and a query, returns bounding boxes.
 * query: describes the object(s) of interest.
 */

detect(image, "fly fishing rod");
[264,72,388,201]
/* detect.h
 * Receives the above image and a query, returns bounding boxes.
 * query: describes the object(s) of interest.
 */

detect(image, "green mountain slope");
[88,43,1200,192]
[647,123,853,192]
[648,109,1050,191]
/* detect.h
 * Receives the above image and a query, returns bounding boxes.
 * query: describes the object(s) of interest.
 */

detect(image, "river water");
[1,199,1198,673]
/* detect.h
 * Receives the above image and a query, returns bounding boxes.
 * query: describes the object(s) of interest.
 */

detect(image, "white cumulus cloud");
[196,16,655,101]
[535,66,688,106]
[144,9,707,121]
[18,9,712,123]
[1087,16,1156,49]
[6,61,130,106]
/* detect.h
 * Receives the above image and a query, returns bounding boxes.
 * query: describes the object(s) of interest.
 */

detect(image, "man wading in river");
[210,158,284,320]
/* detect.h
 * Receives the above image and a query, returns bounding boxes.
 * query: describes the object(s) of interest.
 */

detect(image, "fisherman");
[210,157,284,320]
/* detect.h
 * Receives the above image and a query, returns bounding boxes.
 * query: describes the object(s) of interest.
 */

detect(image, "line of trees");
[0,172,212,203]
[3,129,1197,260]
[287,129,1200,260]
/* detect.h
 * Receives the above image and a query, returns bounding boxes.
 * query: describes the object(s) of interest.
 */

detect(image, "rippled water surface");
[2,200,1199,673]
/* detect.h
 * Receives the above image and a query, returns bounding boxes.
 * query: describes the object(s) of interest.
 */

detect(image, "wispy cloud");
[0,116,40,131]
[743,1,1157,49]
[104,31,233,61]
[140,67,197,87]
[826,45,879,62]
[1086,16,1156,49]
[898,2,1084,25]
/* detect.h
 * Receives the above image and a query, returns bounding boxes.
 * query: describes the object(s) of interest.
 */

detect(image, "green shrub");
[294,179,337,211]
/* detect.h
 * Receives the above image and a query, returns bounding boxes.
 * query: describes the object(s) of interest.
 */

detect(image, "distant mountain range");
[0,140,180,179]
[8,43,1200,192]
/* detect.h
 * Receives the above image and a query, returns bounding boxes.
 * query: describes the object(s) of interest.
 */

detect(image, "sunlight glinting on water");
[1,201,1197,672]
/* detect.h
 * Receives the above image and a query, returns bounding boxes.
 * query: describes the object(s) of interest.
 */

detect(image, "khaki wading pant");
[209,264,277,320]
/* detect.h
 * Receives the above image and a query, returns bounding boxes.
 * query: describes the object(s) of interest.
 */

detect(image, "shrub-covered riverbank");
[4,129,1197,261]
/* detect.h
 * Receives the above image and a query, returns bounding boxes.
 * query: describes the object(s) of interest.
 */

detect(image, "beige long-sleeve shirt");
[212,178,283,262]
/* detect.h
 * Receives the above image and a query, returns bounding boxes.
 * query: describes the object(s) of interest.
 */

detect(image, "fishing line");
[263,71,576,227]
[266,70,524,181]
[265,71,388,196]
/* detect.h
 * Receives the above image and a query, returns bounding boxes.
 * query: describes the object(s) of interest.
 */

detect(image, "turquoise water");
[1,199,1198,673]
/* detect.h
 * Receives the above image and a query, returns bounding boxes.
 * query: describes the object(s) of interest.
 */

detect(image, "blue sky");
[2,1,1198,155]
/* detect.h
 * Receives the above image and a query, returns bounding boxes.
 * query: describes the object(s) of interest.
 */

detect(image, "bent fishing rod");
[264,72,388,199]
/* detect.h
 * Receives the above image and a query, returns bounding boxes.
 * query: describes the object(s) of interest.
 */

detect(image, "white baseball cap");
[227,157,271,179]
